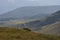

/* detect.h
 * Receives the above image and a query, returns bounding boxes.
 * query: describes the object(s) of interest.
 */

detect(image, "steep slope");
[0,27,60,40]
[39,21,60,35]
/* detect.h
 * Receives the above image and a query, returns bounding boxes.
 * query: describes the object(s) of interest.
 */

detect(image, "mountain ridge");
[0,6,60,19]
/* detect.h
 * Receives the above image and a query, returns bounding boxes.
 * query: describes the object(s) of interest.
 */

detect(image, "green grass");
[0,27,60,40]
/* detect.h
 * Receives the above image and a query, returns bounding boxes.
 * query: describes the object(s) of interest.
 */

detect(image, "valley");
[0,6,60,38]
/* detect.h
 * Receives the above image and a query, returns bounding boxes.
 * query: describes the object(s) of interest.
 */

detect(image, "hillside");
[0,27,60,40]
[34,10,60,35]
[39,21,60,35]
[23,10,60,31]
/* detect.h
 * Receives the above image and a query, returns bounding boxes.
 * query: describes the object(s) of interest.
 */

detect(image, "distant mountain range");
[0,6,60,21]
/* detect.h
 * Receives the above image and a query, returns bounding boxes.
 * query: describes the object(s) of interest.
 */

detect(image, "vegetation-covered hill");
[0,27,60,40]
[39,21,60,35]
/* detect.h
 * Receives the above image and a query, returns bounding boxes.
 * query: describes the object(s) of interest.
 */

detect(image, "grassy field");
[0,27,60,40]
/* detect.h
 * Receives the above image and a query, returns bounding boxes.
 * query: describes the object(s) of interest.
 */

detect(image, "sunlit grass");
[0,27,60,40]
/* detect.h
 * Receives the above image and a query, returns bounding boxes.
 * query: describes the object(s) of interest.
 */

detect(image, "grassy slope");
[0,27,60,40]
[39,21,60,34]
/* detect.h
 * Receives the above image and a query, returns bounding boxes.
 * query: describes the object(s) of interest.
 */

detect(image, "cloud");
[28,0,39,1]
[8,0,16,4]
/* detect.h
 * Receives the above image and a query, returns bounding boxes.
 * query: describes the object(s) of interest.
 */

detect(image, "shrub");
[23,28,31,31]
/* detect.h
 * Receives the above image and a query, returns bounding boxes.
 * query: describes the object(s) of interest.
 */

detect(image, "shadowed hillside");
[24,10,60,31]
[39,21,60,35]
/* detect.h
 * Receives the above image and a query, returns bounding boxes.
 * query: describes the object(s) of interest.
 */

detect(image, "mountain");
[36,10,60,35]
[25,10,60,35]
[0,6,60,21]
[0,27,60,40]
[23,10,60,31]
[0,9,60,31]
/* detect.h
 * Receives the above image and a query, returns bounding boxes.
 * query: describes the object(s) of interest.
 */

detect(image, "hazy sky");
[0,0,60,14]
